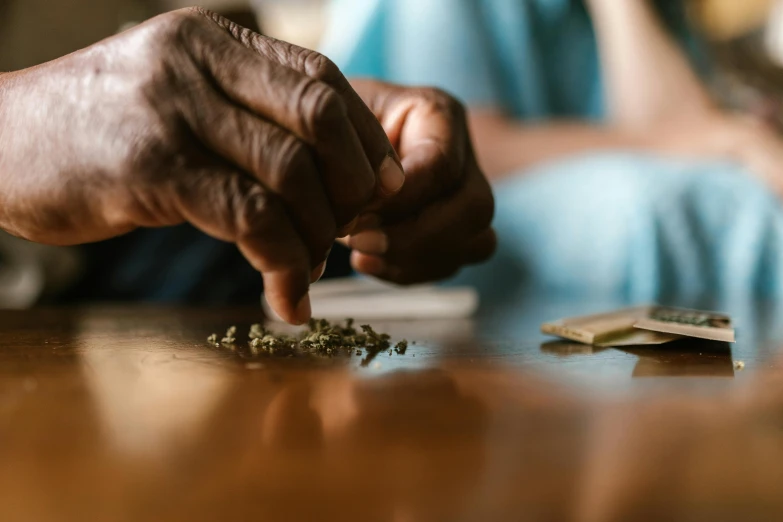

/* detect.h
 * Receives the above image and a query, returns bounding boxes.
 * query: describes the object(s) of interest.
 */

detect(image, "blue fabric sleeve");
[321,0,711,119]
[321,0,504,107]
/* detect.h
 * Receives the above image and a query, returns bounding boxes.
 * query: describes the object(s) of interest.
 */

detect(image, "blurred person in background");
[322,0,783,307]
[0,1,496,320]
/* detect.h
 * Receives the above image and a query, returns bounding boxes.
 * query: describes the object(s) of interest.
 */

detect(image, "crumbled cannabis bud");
[249,323,267,340]
[207,319,410,361]
[221,326,238,346]
[734,360,745,370]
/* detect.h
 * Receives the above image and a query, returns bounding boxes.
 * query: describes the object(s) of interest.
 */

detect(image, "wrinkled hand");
[0,8,404,324]
[340,81,496,284]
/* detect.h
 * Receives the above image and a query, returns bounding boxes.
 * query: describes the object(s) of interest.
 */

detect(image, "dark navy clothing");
[57,225,352,305]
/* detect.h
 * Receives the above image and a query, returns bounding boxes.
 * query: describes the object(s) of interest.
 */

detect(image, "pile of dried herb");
[207,318,409,364]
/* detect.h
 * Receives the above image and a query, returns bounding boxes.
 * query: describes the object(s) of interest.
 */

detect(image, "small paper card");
[634,306,735,343]
[542,305,735,346]
[541,307,681,347]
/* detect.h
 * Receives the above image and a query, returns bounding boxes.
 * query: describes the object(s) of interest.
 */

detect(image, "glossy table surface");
[2,297,783,522]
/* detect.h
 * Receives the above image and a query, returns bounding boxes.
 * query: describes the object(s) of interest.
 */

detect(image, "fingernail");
[294,294,312,325]
[310,261,327,283]
[379,155,405,194]
[351,251,387,275]
[349,230,389,254]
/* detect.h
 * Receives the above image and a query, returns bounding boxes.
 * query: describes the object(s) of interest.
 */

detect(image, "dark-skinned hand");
[0,8,405,324]
[339,81,497,284]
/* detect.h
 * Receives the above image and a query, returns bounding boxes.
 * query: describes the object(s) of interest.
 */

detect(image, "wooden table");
[1,299,783,522]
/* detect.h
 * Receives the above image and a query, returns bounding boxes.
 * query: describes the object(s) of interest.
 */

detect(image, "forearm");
[0,68,67,240]
[586,0,714,127]
[0,72,15,233]
[469,110,649,180]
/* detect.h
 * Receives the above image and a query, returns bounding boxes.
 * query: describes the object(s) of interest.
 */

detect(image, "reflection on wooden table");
[1,303,782,521]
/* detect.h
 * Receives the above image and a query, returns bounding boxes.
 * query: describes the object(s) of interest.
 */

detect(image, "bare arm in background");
[469,0,706,181]
[473,0,783,194]
[586,0,783,191]
[586,0,714,126]
[471,0,710,180]
[468,116,646,181]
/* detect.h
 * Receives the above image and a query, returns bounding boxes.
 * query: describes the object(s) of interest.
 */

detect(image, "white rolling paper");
[262,278,479,321]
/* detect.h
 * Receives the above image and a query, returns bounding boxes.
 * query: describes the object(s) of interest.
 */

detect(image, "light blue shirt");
[322,0,698,120]
[321,0,783,308]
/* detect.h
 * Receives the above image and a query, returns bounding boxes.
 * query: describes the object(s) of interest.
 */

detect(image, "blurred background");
[5,0,783,309]
[5,0,783,108]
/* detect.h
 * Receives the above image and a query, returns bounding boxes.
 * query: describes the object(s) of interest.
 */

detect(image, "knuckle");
[445,95,467,121]
[229,181,275,239]
[420,140,460,190]
[270,135,315,194]
[158,8,205,44]
[302,51,343,85]
[297,81,347,139]
[422,87,467,119]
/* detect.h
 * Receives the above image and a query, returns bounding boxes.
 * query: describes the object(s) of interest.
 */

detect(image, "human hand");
[0,8,404,324]
[339,81,496,284]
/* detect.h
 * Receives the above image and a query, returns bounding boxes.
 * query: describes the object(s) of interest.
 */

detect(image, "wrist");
[0,71,21,232]
[0,72,9,227]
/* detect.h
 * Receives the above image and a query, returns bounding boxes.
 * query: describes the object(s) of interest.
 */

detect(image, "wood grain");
[0,303,782,522]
